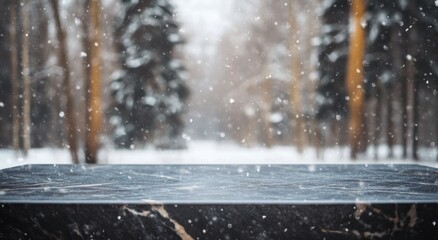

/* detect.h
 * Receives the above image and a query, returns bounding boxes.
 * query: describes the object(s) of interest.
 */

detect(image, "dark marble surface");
[0,164,437,204]
[2,203,437,240]
[0,164,437,239]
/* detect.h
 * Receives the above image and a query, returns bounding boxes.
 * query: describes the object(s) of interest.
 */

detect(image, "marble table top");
[0,164,437,204]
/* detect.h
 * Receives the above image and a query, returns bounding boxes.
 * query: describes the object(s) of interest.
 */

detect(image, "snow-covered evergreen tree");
[314,0,349,121]
[109,0,189,149]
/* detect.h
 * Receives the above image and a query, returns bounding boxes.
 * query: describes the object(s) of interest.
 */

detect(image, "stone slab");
[0,164,437,239]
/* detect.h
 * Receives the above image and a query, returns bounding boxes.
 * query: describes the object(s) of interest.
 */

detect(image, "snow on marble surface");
[0,164,437,204]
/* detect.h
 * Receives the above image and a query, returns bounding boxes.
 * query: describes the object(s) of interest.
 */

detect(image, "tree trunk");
[85,0,102,164]
[405,52,416,160]
[401,66,408,159]
[374,85,381,160]
[9,4,20,153]
[49,0,79,164]
[345,0,366,159]
[80,0,91,160]
[262,75,273,148]
[312,118,322,159]
[390,24,403,160]
[359,103,368,153]
[405,21,418,160]
[289,0,305,153]
[412,72,419,161]
[408,5,419,161]
[21,0,31,156]
[385,86,394,158]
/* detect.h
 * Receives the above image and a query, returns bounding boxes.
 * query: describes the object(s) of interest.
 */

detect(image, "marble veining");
[0,164,437,204]
[321,203,419,238]
[123,204,194,240]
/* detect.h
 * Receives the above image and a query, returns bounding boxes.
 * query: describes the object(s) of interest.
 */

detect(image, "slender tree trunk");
[400,23,408,159]
[412,73,419,160]
[49,95,59,146]
[410,13,419,162]
[408,6,419,161]
[9,4,20,152]
[21,0,31,156]
[386,86,394,158]
[401,66,408,158]
[85,0,102,164]
[289,0,305,153]
[49,0,79,163]
[402,1,420,160]
[262,75,273,148]
[374,86,381,160]
[247,114,257,147]
[390,24,402,159]
[345,0,366,159]
[80,0,91,161]
[405,23,418,160]
[359,103,368,153]
[312,118,322,159]
[406,53,415,160]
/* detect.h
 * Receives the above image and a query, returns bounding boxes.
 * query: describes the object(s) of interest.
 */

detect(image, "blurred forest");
[0,0,437,163]
[0,0,188,163]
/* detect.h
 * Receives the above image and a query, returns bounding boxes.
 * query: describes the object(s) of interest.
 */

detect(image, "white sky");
[172,0,233,57]
[173,0,233,36]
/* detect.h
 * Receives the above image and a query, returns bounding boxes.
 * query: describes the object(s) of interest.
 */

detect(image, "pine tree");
[314,0,350,150]
[110,0,189,149]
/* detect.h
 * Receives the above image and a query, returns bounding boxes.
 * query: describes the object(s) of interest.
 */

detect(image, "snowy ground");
[0,141,436,170]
